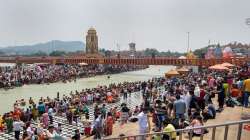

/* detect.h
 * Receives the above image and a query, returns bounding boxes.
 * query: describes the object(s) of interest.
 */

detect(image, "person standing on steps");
[243,76,250,108]
[93,114,103,140]
[123,88,128,100]
[13,118,24,140]
[137,108,150,140]
[48,106,53,125]
[173,94,186,119]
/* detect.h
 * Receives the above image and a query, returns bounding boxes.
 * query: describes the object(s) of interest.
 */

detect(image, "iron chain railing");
[103,119,250,140]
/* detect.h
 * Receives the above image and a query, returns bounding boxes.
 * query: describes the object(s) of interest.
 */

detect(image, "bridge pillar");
[16,62,22,67]
[52,59,56,65]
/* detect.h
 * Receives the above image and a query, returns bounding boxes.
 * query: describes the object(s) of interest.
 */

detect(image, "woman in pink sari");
[42,113,49,128]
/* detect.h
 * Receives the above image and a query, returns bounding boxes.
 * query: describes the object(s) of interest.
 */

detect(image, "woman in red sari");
[106,112,114,136]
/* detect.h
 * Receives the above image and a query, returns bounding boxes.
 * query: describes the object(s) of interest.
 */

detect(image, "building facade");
[129,42,136,56]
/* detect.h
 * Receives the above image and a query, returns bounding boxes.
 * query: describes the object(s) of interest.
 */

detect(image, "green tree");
[49,50,66,56]
[194,47,209,58]
[104,50,111,57]
[144,48,159,56]
[29,51,48,56]
[99,48,106,54]
[0,51,5,56]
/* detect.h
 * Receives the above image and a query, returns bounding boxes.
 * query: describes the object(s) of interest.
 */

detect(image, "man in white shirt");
[137,108,150,140]
[181,91,192,117]
[13,118,24,140]
[93,115,103,139]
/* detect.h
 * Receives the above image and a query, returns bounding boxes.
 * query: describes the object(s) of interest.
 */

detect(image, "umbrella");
[79,62,88,66]
[165,69,180,77]
[177,67,189,74]
[208,64,230,71]
[221,62,234,68]
[178,56,187,59]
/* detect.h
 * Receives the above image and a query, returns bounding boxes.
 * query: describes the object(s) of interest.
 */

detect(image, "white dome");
[178,56,187,59]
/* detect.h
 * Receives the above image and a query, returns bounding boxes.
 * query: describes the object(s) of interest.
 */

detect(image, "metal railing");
[103,119,250,140]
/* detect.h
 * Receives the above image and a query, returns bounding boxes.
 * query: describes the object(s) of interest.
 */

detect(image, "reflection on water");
[0,65,174,114]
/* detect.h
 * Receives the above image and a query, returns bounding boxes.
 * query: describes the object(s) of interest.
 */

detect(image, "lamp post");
[116,43,120,58]
[246,18,250,58]
[187,32,190,53]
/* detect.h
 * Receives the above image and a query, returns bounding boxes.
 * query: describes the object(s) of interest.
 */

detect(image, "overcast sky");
[0,0,249,52]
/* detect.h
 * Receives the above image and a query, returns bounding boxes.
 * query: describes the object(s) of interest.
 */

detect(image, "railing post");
[149,134,152,140]
[200,134,203,140]
[212,127,216,140]
[103,120,250,140]
[189,130,193,140]
[224,125,229,140]
[237,123,243,140]
[179,131,183,140]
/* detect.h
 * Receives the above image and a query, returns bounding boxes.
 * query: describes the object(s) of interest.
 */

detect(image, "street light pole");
[246,18,250,57]
[187,32,190,53]
[116,43,120,58]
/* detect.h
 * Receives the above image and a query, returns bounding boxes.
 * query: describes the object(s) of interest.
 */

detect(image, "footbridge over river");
[0,56,249,66]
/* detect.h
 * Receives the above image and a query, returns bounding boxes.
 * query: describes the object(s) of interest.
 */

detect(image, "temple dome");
[186,51,197,59]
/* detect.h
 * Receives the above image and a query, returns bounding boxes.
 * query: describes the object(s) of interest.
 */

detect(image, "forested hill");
[0,40,85,55]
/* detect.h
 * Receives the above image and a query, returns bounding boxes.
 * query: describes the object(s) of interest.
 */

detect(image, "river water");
[0,65,174,114]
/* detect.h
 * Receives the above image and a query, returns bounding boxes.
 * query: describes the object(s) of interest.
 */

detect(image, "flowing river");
[0,65,174,114]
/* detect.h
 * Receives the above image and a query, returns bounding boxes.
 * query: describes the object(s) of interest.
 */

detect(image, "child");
[115,111,121,121]
[72,129,81,140]
[84,122,91,137]
[56,123,62,135]
[133,106,140,115]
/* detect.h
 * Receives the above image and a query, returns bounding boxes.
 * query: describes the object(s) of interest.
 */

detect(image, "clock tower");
[86,27,98,54]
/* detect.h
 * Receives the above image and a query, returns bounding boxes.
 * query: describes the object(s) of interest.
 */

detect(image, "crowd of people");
[0,64,148,89]
[133,64,250,140]
[0,63,250,140]
[0,75,165,139]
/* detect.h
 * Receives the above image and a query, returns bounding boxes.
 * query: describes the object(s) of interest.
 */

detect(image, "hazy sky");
[0,0,249,52]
